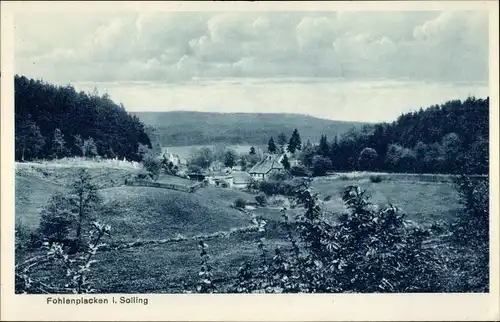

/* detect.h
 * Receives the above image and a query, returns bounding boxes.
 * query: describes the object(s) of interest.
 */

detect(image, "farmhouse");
[249,154,285,181]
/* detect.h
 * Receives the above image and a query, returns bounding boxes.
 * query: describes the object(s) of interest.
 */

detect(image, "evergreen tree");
[268,137,277,153]
[15,117,45,161]
[318,135,330,157]
[287,129,302,153]
[73,134,84,157]
[51,128,66,159]
[281,154,291,170]
[83,138,98,158]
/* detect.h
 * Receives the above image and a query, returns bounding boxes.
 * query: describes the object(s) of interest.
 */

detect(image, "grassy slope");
[15,165,140,230]
[99,186,252,241]
[311,178,462,224]
[15,175,62,229]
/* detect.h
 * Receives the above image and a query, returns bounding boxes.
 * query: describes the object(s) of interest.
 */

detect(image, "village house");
[160,148,186,166]
[248,154,285,181]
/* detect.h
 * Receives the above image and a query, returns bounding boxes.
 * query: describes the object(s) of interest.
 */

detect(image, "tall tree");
[224,149,238,168]
[318,135,330,157]
[83,138,98,158]
[69,169,102,251]
[268,137,277,153]
[357,147,378,171]
[51,128,66,159]
[73,134,84,157]
[15,117,45,161]
[189,147,214,169]
[288,129,302,153]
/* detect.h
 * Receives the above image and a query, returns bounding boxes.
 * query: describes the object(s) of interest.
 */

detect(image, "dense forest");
[15,75,151,162]
[298,96,489,175]
[132,111,367,147]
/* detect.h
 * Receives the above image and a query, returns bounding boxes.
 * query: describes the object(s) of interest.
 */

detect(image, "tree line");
[297,97,489,175]
[15,75,151,162]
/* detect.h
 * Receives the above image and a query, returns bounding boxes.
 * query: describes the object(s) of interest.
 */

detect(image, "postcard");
[1,1,499,321]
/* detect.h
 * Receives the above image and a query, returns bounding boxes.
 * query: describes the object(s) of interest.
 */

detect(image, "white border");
[1,1,499,321]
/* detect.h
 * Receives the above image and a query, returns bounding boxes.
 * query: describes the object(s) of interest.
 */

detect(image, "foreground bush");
[204,182,444,293]
[448,174,489,291]
[16,222,111,294]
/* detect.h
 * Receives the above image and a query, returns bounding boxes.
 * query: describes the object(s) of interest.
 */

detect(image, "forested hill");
[15,75,151,161]
[132,111,368,146]
[307,96,489,175]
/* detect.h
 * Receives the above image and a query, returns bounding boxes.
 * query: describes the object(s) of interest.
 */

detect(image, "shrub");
[449,174,489,291]
[39,192,75,245]
[188,164,203,174]
[234,198,247,209]
[255,193,268,206]
[369,175,383,183]
[142,153,161,180]
[16,222,111,294]
[290,165,309,177]
[312,155,332,176]
[268,171,291,181]
[221,183,443,293]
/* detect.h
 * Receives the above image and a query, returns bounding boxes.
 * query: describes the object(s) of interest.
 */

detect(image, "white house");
[161,148,182,166]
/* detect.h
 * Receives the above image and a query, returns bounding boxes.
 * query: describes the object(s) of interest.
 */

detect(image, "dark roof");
[249,155,284,174]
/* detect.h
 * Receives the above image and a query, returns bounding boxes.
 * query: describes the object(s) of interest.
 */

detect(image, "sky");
[13,10,490,122]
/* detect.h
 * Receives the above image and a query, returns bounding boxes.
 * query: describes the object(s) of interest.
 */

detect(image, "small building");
[161,148,181,166]
[232,171,252,189]
[248,154,285,181]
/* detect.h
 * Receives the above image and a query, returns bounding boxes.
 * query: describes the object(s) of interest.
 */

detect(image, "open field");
[15,161,475,293]
[311,176,462,224]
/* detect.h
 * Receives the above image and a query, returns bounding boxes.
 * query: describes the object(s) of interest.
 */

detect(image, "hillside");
[132,111,368,146]
[15,75,151,161]
[304,96,490,174]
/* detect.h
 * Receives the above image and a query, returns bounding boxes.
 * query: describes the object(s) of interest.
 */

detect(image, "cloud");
[14,11,489,83]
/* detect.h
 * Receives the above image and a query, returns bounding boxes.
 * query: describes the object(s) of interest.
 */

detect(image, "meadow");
[14,161,472,293]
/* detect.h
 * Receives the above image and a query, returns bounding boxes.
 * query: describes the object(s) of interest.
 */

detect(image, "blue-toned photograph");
[14,9,489,294]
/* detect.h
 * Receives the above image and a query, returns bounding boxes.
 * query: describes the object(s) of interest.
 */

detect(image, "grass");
[311,177,462,224]
[99,186,252,242]
[15,164,140,230]
[15,175,62,230]
[16,160,477,293]
[18,226,289,294]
